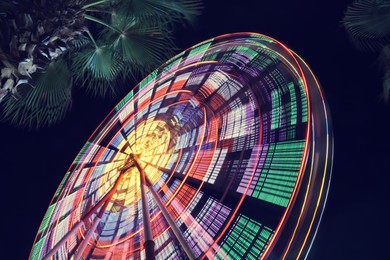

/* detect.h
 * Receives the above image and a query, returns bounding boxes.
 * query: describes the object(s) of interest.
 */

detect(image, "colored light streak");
[31,33,332,260]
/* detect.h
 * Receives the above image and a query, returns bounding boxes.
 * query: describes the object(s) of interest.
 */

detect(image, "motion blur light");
[31,33,333,260]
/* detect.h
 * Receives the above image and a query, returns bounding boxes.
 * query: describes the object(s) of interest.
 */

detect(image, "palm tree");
[0,0,201,128]
[343,0,390,101]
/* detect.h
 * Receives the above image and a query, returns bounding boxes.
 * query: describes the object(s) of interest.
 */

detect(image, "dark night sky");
[1,1,389,259]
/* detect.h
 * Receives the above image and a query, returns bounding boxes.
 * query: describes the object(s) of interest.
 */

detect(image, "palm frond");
[0,0,202,128]
[72,45,124,96]
[343,0,390,51]
[95,12,175,78]
[108,11,140,33]
[82,0,111,9]
[1,58,72,128]
[115,0,202,25]
[69,34,92,50]
[110,18,175,63]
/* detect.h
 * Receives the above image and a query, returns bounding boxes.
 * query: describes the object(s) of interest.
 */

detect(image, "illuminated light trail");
[31,33,333,260]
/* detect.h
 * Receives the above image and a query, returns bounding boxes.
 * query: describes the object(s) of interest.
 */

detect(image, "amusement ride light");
[31,33,333,260]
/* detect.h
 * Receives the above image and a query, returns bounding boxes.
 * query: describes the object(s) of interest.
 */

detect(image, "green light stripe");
[203,52,219,61]
[249,54,275,70]
[267,163,302,170]
[161,56,183,73]
[270,69,288,91]
[236,46,258,59]
[116,70,158,112]
[115,91,134,111]
[74,141,93,163]
[38,203,56,234]
[219,215,273,259]
[288,82,298,125]
[30,235,45,260]
[271,89,281,130]
[138,70,158,90]
[299,79,308,122]
[54,171,71,199]
[250,34,274,43]
[187,41,212,59]
[269,71,303,129]
[252,140,305,207]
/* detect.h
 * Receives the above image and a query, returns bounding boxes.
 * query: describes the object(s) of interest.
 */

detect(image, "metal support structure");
[42,157,134,260]
[133,155,156,260]
[145,176,196,260]
[74,216,101,260]
[43,154,194,260]
[133,156,196,260]
[74,200,110,260]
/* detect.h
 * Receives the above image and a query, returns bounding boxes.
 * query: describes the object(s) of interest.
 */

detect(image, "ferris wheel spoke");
[43,161,132,260]
[132,157,196,260]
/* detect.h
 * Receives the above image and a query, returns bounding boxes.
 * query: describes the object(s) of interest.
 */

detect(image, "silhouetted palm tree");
[343,0,390,101]
[0,0,201,128]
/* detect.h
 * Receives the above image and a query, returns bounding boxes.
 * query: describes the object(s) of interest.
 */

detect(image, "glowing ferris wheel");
[31,33,333,260]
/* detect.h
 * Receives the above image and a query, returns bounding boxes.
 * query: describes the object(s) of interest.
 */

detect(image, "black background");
[1,1,389,259]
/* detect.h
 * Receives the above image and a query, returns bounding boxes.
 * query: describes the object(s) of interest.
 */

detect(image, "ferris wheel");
[31,32,333,260]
